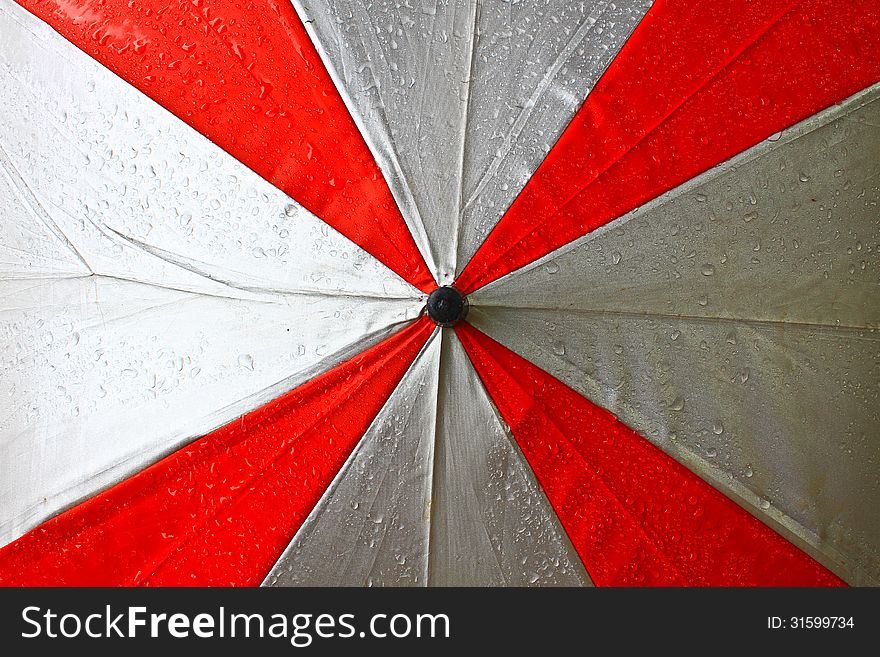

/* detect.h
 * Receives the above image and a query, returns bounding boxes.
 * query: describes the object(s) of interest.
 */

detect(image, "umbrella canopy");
[0,0,878,586]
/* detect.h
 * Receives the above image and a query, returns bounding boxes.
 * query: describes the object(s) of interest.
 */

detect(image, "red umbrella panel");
[0,0,878,586]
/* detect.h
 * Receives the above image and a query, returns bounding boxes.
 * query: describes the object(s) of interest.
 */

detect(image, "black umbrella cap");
[425,286,468,327]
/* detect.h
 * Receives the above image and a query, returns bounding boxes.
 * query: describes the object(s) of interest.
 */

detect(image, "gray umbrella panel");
[265,329,590,586]
[470,85,880,585]
[294,0,652,283]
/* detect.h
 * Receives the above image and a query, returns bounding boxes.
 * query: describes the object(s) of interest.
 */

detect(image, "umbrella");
[0,0,877,586]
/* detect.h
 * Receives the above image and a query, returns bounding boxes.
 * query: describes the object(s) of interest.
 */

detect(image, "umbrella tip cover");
[425,286,468,327]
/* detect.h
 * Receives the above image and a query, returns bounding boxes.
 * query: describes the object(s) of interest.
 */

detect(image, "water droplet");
[712,421,724,435]
[700,263,715,276]
[238,354,254,370]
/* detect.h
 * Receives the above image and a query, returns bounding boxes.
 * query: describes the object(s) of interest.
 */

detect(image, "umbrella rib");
[450,0,480,279]
[424,331,448,586]
[471,303,879,335]
[98,223,420,302]
[27,272,287,305]
[0,143,92,274]
[5,270,409,308]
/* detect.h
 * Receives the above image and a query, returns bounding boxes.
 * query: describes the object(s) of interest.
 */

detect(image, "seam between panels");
[464,0,803,292]
[300,1,435,279]
[287,0,440,285]
[470,81,880,298]
[258,432,365,586]
[450,0,481,283]
[415,328,443,588]
[100,224,424,302]
[663,444,873,586]
[1,271,423,308]
[465,311,871,585]
[467,305,880,335]
[424,329,449,586]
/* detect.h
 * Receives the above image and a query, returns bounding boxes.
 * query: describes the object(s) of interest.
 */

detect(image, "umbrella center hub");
[425,286,468,326]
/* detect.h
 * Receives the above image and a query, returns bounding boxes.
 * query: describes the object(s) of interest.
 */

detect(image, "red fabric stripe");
[0,319,434,586]
[15,0,434,292]
[456,0,880,293]
[456,323,844,586]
